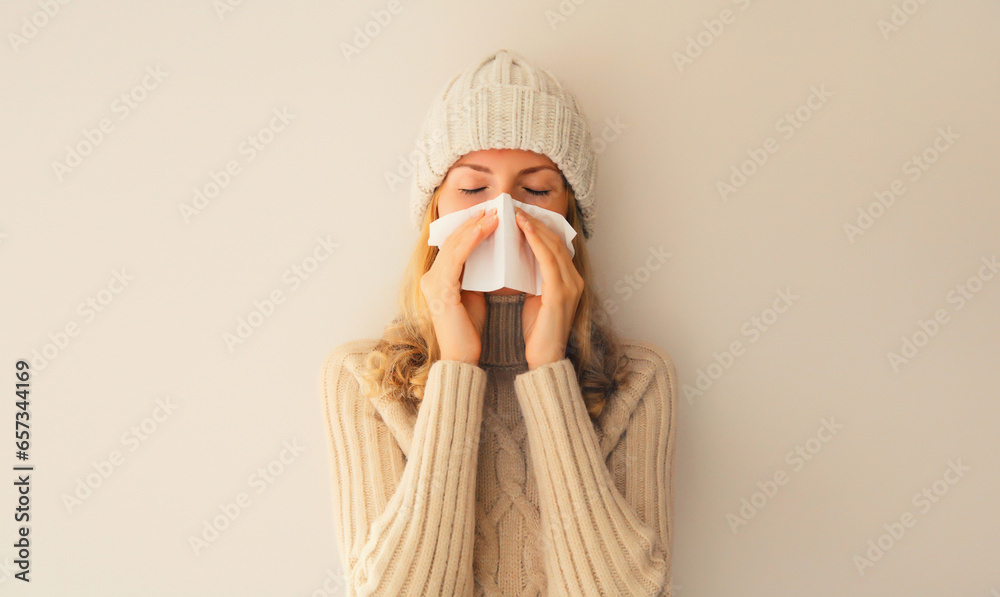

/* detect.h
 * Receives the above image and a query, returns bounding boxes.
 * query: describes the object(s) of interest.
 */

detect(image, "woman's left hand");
[515,206,584,370]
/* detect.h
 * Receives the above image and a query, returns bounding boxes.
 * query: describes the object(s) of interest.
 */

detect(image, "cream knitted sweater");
[320,292,678,596]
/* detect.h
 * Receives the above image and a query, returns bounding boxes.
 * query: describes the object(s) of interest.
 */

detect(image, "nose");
[495,175,518,197]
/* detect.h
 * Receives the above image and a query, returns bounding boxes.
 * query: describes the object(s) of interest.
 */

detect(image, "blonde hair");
[359,183,631,421]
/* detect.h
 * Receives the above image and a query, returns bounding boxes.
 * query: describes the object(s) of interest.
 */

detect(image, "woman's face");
[436,148,568,220]
[435,149,569,295]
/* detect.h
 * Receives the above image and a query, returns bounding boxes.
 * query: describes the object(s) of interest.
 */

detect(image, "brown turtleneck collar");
[480,292,528,368]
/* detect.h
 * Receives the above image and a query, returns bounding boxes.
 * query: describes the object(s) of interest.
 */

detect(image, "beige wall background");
[1,1,997,595]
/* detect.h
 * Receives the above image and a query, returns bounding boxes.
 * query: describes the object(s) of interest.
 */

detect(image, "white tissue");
[427,192,577,295]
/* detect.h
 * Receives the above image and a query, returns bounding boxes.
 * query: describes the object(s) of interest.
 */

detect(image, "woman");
[320,48,678,596]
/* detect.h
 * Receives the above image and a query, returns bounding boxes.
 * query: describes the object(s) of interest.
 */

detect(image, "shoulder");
[320,338,417,458]
[596,338,678,454]
[319,338,381,406]
[321,338,380,379]
[618,339,676,372]
[618,339,678,400]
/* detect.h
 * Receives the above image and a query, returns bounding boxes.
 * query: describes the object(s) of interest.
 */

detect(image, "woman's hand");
[514,206,583,371]
[419,206,498,365]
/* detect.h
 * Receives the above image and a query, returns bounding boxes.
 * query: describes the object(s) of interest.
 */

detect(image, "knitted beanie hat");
[409,48,598,240]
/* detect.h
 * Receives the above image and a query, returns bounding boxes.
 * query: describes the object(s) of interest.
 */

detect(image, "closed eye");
[459,187,550,196]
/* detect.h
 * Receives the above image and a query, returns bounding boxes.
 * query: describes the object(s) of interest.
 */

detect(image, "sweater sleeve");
[321,346,488,597]
[513,354,678,597]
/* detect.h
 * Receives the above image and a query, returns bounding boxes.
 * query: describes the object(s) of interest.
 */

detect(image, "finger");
[439,206,498,279]
[516,208,568,286]
[516,208,574,294]
[516,208,575,289]
[516,207,574,270]
[442,205,488,251]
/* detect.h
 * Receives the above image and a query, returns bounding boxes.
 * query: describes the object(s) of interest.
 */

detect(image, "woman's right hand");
[420,205,499,365]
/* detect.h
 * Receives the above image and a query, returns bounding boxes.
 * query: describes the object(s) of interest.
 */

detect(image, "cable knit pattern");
[320,292,678,596]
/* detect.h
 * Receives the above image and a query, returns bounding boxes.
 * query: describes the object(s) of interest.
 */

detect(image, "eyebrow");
[453,163,561,176]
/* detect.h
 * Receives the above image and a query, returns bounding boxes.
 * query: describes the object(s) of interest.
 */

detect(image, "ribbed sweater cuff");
[419,359,487,439]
